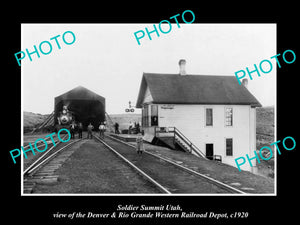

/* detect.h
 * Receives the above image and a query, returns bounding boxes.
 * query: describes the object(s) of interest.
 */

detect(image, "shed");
[54,86,105,130]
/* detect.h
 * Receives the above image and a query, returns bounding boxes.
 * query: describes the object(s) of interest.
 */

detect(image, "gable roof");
[55,86,105,104]
[136,73,262,108]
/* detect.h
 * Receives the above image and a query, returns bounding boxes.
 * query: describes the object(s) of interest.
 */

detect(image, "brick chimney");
[179,59,187,75]
[242,78,248,89]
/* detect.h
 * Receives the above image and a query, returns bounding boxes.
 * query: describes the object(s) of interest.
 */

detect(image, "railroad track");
[94,135,170,194]
[23,133,246,194]
[94,135,245,194]
[23,133,71,171]
[23,138,82,194]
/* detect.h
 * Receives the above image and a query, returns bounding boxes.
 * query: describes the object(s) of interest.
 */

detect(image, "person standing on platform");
[136,133,144,154]
[87,122,94,139]
[99,122,106,139]
[136,122,140,134]
[129,121,133,134]
[78,122,83,138]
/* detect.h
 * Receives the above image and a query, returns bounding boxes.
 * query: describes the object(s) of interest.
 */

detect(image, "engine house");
[54,86,105,131]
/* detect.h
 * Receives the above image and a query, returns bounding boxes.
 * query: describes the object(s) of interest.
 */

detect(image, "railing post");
[173,126,206,159]
[172,127,175,146]
[173,127,176,138]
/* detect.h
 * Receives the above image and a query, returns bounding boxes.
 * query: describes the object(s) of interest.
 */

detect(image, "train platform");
[109,133,138,142]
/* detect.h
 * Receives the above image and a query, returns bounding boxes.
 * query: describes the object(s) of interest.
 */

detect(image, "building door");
[206,144,214,160]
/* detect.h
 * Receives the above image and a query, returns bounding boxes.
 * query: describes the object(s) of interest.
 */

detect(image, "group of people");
[69,121,106,139]
[87,122,106,139]
[113,121,140,134]
[70,120,144,155]
[128,121,140,134]
[70,121,83,139]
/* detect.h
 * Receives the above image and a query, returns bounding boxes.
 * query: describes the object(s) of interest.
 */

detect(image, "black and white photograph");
[4,5,298,225]
[21,23,276,195]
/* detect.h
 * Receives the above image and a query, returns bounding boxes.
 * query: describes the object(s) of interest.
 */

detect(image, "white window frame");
[205,107,213,127]
[225,137,233,157]
[225,107,233,127]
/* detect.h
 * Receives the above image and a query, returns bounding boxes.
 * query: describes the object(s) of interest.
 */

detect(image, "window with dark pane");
[226,138,233,156]
[206,108,213,126]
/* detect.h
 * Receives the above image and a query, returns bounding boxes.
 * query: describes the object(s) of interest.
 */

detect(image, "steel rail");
[23,139,82,176]
[23,134,70,174]
[93,135,171,194]
[107,134,246,194]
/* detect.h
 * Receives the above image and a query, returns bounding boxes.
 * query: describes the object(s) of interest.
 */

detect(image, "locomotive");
[56,105,75,131]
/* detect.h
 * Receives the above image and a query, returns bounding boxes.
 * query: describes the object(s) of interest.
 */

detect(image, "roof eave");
[152,101,262,107]
[135,73,147,108]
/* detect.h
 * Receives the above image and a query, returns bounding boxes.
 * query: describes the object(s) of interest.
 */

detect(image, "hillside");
[256,106,275,178]
[256,106,274,136]
[23,111,49,128]
[23,111,141,132]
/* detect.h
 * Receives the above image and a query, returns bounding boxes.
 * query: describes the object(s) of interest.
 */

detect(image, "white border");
[21,23,277,197]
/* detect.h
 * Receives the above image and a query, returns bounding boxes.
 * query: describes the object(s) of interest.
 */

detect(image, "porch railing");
[154,127,207,159]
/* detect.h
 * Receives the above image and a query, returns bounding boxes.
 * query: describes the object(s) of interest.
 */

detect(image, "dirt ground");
[33,139,160,194]
[130,141,274,194]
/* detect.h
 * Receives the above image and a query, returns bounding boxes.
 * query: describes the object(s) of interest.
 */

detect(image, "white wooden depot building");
[136,60,262,172]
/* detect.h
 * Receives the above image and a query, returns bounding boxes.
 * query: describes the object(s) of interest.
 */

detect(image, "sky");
[22,23,276,115]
